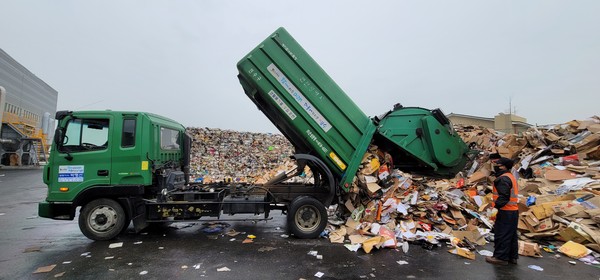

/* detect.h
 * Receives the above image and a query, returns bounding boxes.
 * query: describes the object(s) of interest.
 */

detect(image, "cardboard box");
[574,133,600,151]
[524,228,562,239]
[534,218,554,232]
[535,194,560,204]
[448,247,476,260]
[450,209,467,226]
[521,211,540,227]
[558,223,593,244]
[366,182,381,196]
[520,182,541,194]
[559,241,591,259]
[544,169,577,181]
[552,203,586,217]
[518,241,542,257]
[468,167,490,184]
[586,196,600,208]
[518,218,530,231]
[529,202,562,220]
[452,229,486,246]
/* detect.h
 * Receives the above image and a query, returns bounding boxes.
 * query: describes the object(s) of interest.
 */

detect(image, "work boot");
[509,259,518,264]
[485,256,508,265]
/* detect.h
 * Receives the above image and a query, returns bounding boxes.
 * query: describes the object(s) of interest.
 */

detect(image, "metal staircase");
[1,112,49,165]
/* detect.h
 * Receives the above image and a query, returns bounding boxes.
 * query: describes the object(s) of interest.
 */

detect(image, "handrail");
[2,111,49,155]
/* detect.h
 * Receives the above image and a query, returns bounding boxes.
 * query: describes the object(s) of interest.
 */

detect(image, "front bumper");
[38,201,75,220]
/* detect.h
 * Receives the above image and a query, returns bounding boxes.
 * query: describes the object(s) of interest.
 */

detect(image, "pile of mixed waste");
[323,116,600,264]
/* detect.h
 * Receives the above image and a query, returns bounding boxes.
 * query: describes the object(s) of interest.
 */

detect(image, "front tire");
[79,198,127,241]
[287,196,327,239]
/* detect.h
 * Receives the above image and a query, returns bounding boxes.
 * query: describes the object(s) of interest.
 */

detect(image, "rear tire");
[287,196,327,239]
[79,198,127,241]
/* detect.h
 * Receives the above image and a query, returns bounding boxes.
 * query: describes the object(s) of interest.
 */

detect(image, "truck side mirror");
[54,128,63,145]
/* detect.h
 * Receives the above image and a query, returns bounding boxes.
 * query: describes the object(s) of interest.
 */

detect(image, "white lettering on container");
[268,90,297,121]
[267,63,331,133]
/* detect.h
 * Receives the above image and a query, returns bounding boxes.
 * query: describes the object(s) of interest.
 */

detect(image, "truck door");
[110,114,148,185]
[50,115,112,200]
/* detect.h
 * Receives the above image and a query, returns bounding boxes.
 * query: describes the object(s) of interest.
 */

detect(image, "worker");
[486,157,519,265]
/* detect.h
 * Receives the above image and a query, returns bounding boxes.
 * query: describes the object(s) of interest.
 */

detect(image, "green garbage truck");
[38,27,469,240]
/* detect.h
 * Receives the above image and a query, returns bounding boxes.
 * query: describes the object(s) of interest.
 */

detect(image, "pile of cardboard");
[326,116,600,263]
[187,127,294,183]
[186,116,600,262]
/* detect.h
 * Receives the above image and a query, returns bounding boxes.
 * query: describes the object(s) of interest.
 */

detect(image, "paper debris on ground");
[448,248,475,260]
[33,264,56,274]
[401,242,409,253]
[108,242,123,249]
[478,250,493,257]
[396,260,409,265]
[344,244,361,252]
[314,272,324,278]
[139,271,148,275]
[258,246,276,252]
[226,229,241,237]
[168,222,195,229]
[217,267,231,272]
[23,246,41,253]
[528,265,544,271]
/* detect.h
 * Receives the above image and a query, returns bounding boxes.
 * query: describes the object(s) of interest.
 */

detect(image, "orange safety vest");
[492,173,519,211]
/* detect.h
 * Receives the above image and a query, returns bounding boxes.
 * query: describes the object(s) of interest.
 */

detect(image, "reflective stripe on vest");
[492,173,519,211]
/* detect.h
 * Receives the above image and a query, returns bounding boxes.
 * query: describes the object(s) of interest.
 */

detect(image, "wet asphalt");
[0,169,599,280]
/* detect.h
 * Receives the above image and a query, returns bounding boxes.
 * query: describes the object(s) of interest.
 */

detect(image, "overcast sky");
[1,1,598,133]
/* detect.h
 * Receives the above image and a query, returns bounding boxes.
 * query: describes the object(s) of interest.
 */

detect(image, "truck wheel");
[287,196,327,239]
[79,198,127,241]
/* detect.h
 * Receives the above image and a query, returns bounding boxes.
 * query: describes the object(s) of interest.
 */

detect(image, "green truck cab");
[39,110,191,239]
[39,28,469,241]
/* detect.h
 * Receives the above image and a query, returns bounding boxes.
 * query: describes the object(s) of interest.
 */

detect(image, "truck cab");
[39,110,190,240]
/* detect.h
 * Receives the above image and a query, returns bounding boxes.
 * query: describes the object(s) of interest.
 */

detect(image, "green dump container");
[237,27,468,192]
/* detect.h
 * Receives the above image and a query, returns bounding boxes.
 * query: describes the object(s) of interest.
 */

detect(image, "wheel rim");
[88,205,118,233]
[294,205,321,232]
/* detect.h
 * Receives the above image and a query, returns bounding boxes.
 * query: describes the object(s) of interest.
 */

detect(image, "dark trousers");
[493,209,519,261]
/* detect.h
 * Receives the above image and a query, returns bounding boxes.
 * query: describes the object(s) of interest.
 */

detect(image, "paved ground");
[1,168,599,279]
